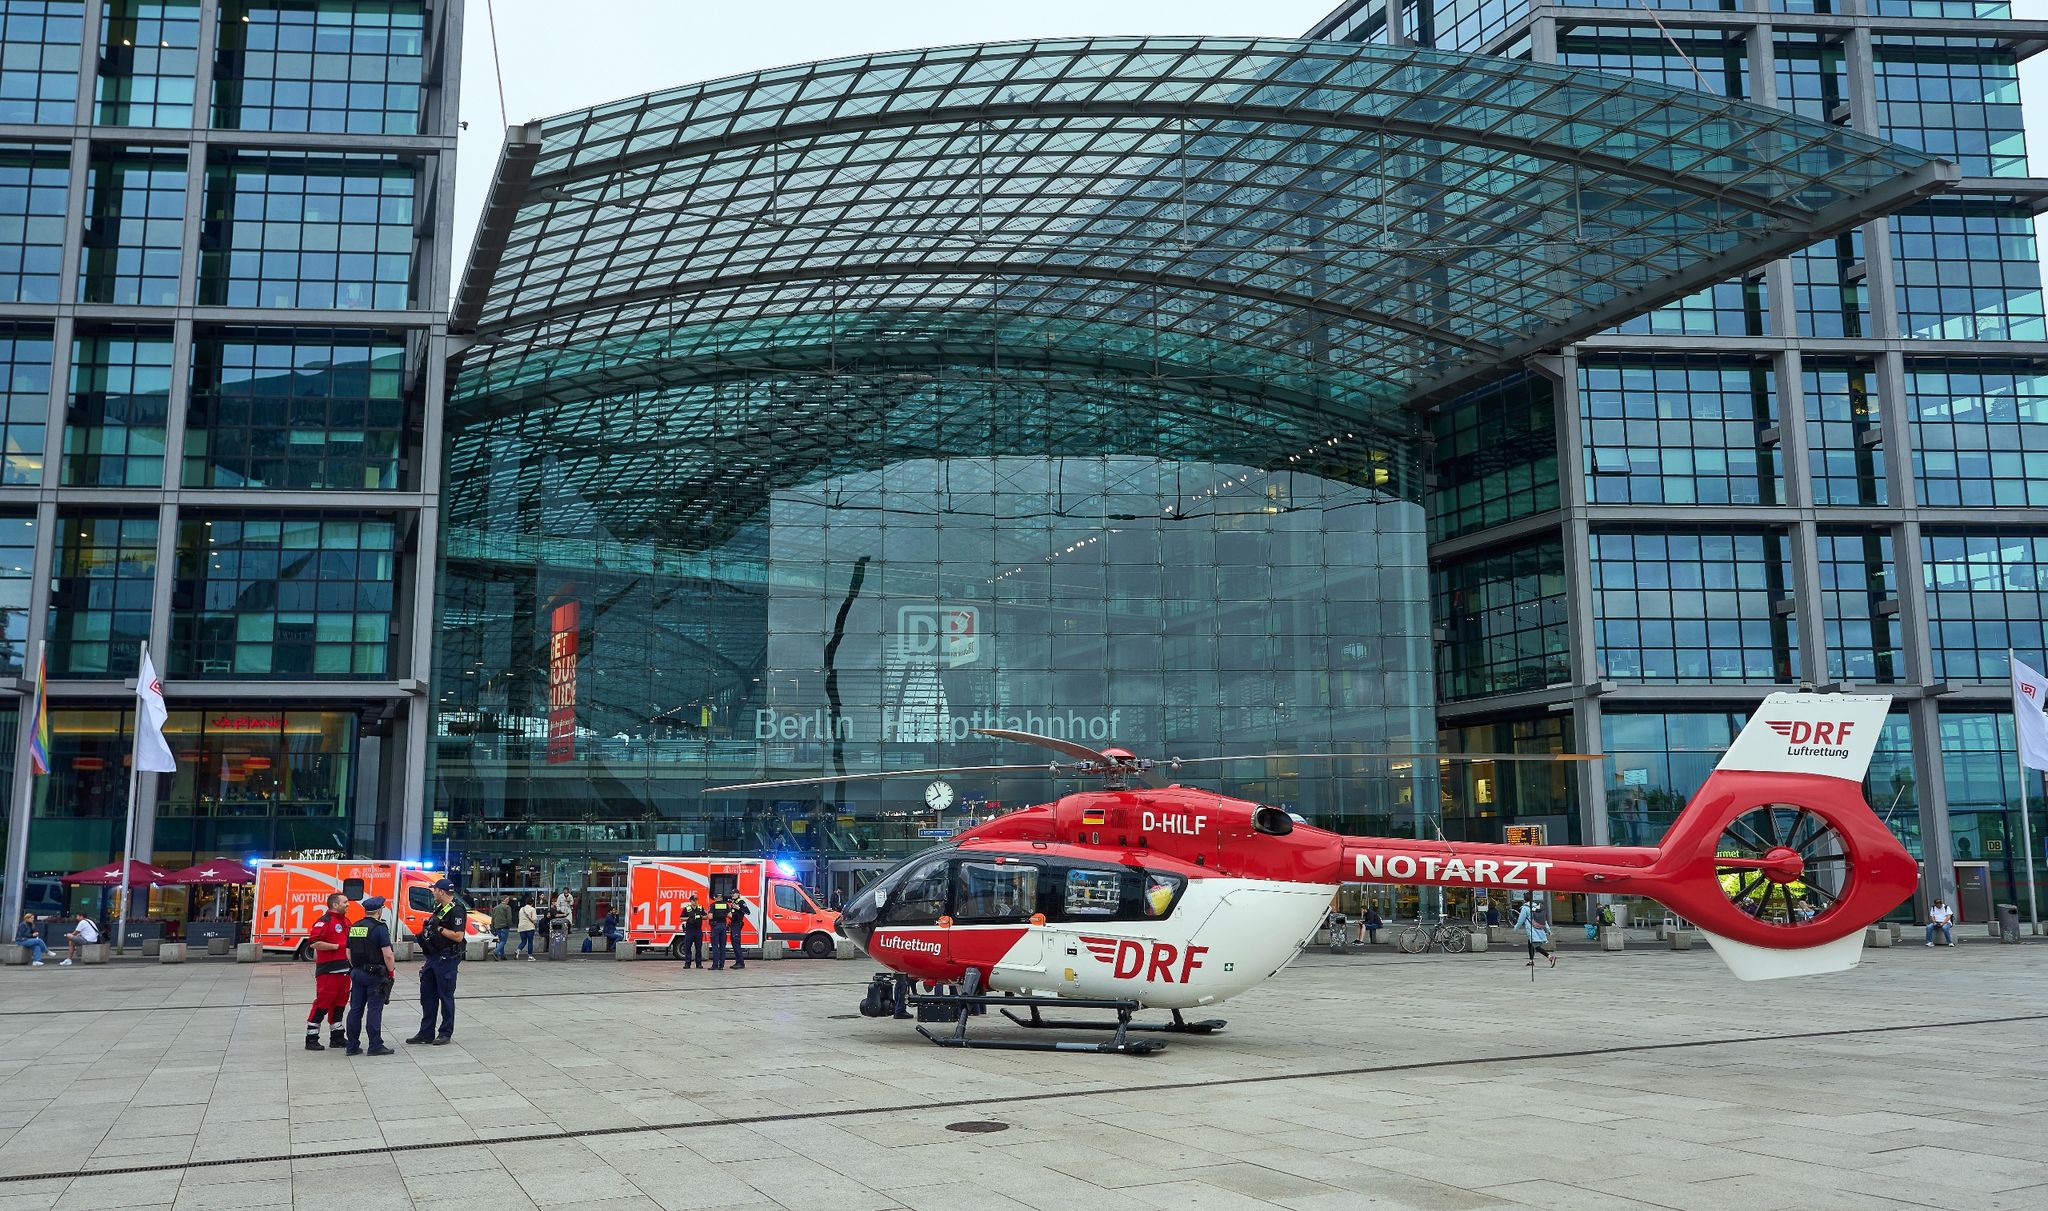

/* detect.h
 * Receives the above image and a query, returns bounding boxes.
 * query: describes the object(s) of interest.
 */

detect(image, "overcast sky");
[451,0,2048,267]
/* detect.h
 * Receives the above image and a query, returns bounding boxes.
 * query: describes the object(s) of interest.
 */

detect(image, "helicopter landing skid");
[909,989,1167,1055]
[1000,1004,1226,1036]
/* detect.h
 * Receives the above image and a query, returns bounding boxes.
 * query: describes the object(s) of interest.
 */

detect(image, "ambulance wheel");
[668,937,686,960]
[803,932,835,959]
[293,940,312,961]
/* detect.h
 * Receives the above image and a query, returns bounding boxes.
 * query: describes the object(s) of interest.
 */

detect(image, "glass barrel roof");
[448,37,1954,545]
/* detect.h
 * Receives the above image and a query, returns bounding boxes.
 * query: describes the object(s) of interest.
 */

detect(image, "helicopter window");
[954,863,1037,922]
[1063,869,1121,916]
[1142,873,1186,918]
[879,856,950,925]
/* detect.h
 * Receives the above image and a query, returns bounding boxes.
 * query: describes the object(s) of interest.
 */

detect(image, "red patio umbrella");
[60,859,175,886]
[159,858,255,885]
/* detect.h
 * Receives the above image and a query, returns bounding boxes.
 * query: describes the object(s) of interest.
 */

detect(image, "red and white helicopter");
[711,692,1917,1055]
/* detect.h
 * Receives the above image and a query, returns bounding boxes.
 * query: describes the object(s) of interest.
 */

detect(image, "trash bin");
[1996,903,2022,943]
[546,926,569,960]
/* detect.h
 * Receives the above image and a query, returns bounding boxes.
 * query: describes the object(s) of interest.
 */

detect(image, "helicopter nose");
[837,887,878,951]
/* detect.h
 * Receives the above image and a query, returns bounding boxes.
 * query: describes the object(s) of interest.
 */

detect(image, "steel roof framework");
[449,36,1953,546]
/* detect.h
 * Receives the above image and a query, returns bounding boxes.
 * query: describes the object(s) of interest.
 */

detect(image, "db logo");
[897,605,980,667]
[1767,720,1855,745]
[1081,936,1209,983]
[2024,683,2039,701]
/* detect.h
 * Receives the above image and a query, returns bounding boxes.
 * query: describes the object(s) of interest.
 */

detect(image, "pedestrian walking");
[490,896,515,959]
[13,913,48,965]
[1926,899,1955,946]
[1514,895,1554,969]
[60,912,99,965]
[517,898,537,959]
[679,893,705,968]
[406,879,466,1045]
[304,893,351,1050]
[343,896,395,1056]
[1356,905,1382,946]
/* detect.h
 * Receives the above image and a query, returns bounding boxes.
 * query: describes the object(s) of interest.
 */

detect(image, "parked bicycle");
[1396,917,1470,954]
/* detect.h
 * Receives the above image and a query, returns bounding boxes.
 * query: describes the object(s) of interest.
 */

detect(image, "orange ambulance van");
[251,859,489,957]
[623,857,839,959]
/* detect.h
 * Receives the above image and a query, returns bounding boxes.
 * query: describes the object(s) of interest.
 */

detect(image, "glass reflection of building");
[0,0,455,920]
[1317,0,2048,925]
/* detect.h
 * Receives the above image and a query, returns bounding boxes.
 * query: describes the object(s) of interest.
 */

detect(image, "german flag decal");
[1081,808,1107,826]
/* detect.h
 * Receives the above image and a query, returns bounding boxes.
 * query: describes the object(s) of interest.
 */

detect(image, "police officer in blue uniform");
[343,896,396,1056]
[726,895,748,970]
[679,893,706,968]
[407,878,467,1045]
[707,895,731,970]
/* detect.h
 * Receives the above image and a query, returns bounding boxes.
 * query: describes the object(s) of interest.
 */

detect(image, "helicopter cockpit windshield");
[840,848,1191,952]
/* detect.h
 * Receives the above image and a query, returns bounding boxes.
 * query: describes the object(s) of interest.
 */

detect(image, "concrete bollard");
[834,935,862,960]
[614,941,637,960]
[142,939,162,957]
[465,940,489,961]
[236,943,261,962]
[206,937,231,957]
[158,943,186,963]
[1465,929,1488,954]
[1866,927,1892,948]
[1600,926,1625,952]
[761,937,785,961]
[1,945,27,966]
[1888,922,1902,943]
[1487,926,1514,944]
[1667,931,1693,951]
[392,941,416,962]
[78,943,108,964]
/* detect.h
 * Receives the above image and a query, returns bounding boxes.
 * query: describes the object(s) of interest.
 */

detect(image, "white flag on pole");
[2013,657,2048,772]
[134,648,176,773]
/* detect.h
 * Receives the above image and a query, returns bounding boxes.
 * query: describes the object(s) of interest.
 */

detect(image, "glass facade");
[1428,373,1558,542]
[1432,540,1567,701]
[1873,37,2026,176]
[213,0,425,135]
[1592,529,1797,683]
[65,327,173,487]
[0,144,70,304]
[0,0,83,124]
[153,709,356,856]
[199,151,416,310]
[171,512,395,678]
[1804,361,1885,507]
[0,517,33,676]
[1922,532,2047,680]
[95,0,200,128]
[185,328,409,489]
[0,322,51,483]
[1907,359,2048,507]
[78,146,188,307]
[48,515,158,678]
[1579,358,1779,506]
[1891,207,2045,342]
[1815,529,1901,684]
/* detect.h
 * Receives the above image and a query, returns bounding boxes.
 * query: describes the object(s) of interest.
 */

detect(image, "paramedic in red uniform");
[304,893,352,1050]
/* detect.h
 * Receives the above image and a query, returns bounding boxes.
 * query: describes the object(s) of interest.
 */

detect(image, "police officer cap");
[431,878,454,891]
[360,896,387,912]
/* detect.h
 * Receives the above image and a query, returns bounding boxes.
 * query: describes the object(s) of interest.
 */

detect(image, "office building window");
[199,152,416,310]
[186,329,407,489]
[0,1,83,124]
[1408,0,1534,54]
[1580,358,1779,506]
[171,513,395,678]
[1922,532,2047,679]
[1893,208,2045,342]
[1804,361,1886,506]
[49,515,158,678]
[1608,278,1766,338]
[1592,529,1798,683]
[1429,373,1557,542]
[1907,359,2048,507]
[95,0,200,127]
[0,323,51,485]
[1774,33,1847,123]
[214,0,425,135]
[0,516,33,676]
[1437,715,1579,845]
[65,327,171,487]
[1874,38,2026,176]
[1870,1,2006,14]
[77,146,187,307]
[1432,540,1568,701]
[1559,26,1745,95]
[157,710,355,820]
[1816,530,1901,684]
[0,144,70,304]
[1789,231,1866,339]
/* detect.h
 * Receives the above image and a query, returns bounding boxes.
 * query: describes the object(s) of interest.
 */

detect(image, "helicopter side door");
[951,859,1044,977]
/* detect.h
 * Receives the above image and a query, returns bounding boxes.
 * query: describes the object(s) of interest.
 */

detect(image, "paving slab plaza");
[0,938,2042,1211]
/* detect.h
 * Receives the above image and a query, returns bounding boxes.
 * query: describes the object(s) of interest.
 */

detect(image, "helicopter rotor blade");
[972,728,1114,766]
[1163,751,1604,769]
[704,763,1058,794]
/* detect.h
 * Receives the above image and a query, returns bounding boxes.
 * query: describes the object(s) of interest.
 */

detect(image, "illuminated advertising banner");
[548,599,579,764]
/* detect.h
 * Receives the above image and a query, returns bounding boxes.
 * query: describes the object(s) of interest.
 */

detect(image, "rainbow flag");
[26,645,48,776]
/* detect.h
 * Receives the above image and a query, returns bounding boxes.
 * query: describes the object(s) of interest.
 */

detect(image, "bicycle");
[1395,918,1470,954]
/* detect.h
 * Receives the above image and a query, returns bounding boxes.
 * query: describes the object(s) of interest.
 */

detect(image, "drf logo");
[896,605,980,668]
[1767,720,1855,745]
[1081,936,1209,983]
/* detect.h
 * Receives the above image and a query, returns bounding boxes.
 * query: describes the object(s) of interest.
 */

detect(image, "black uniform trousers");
[681,925,703,967]
[346,968,385,1049]
[708,919,726,969]
[419,953,459,1038]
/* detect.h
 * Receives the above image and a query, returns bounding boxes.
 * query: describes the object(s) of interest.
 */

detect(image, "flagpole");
[115,641,147,957]
[2012,648,2042,937]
